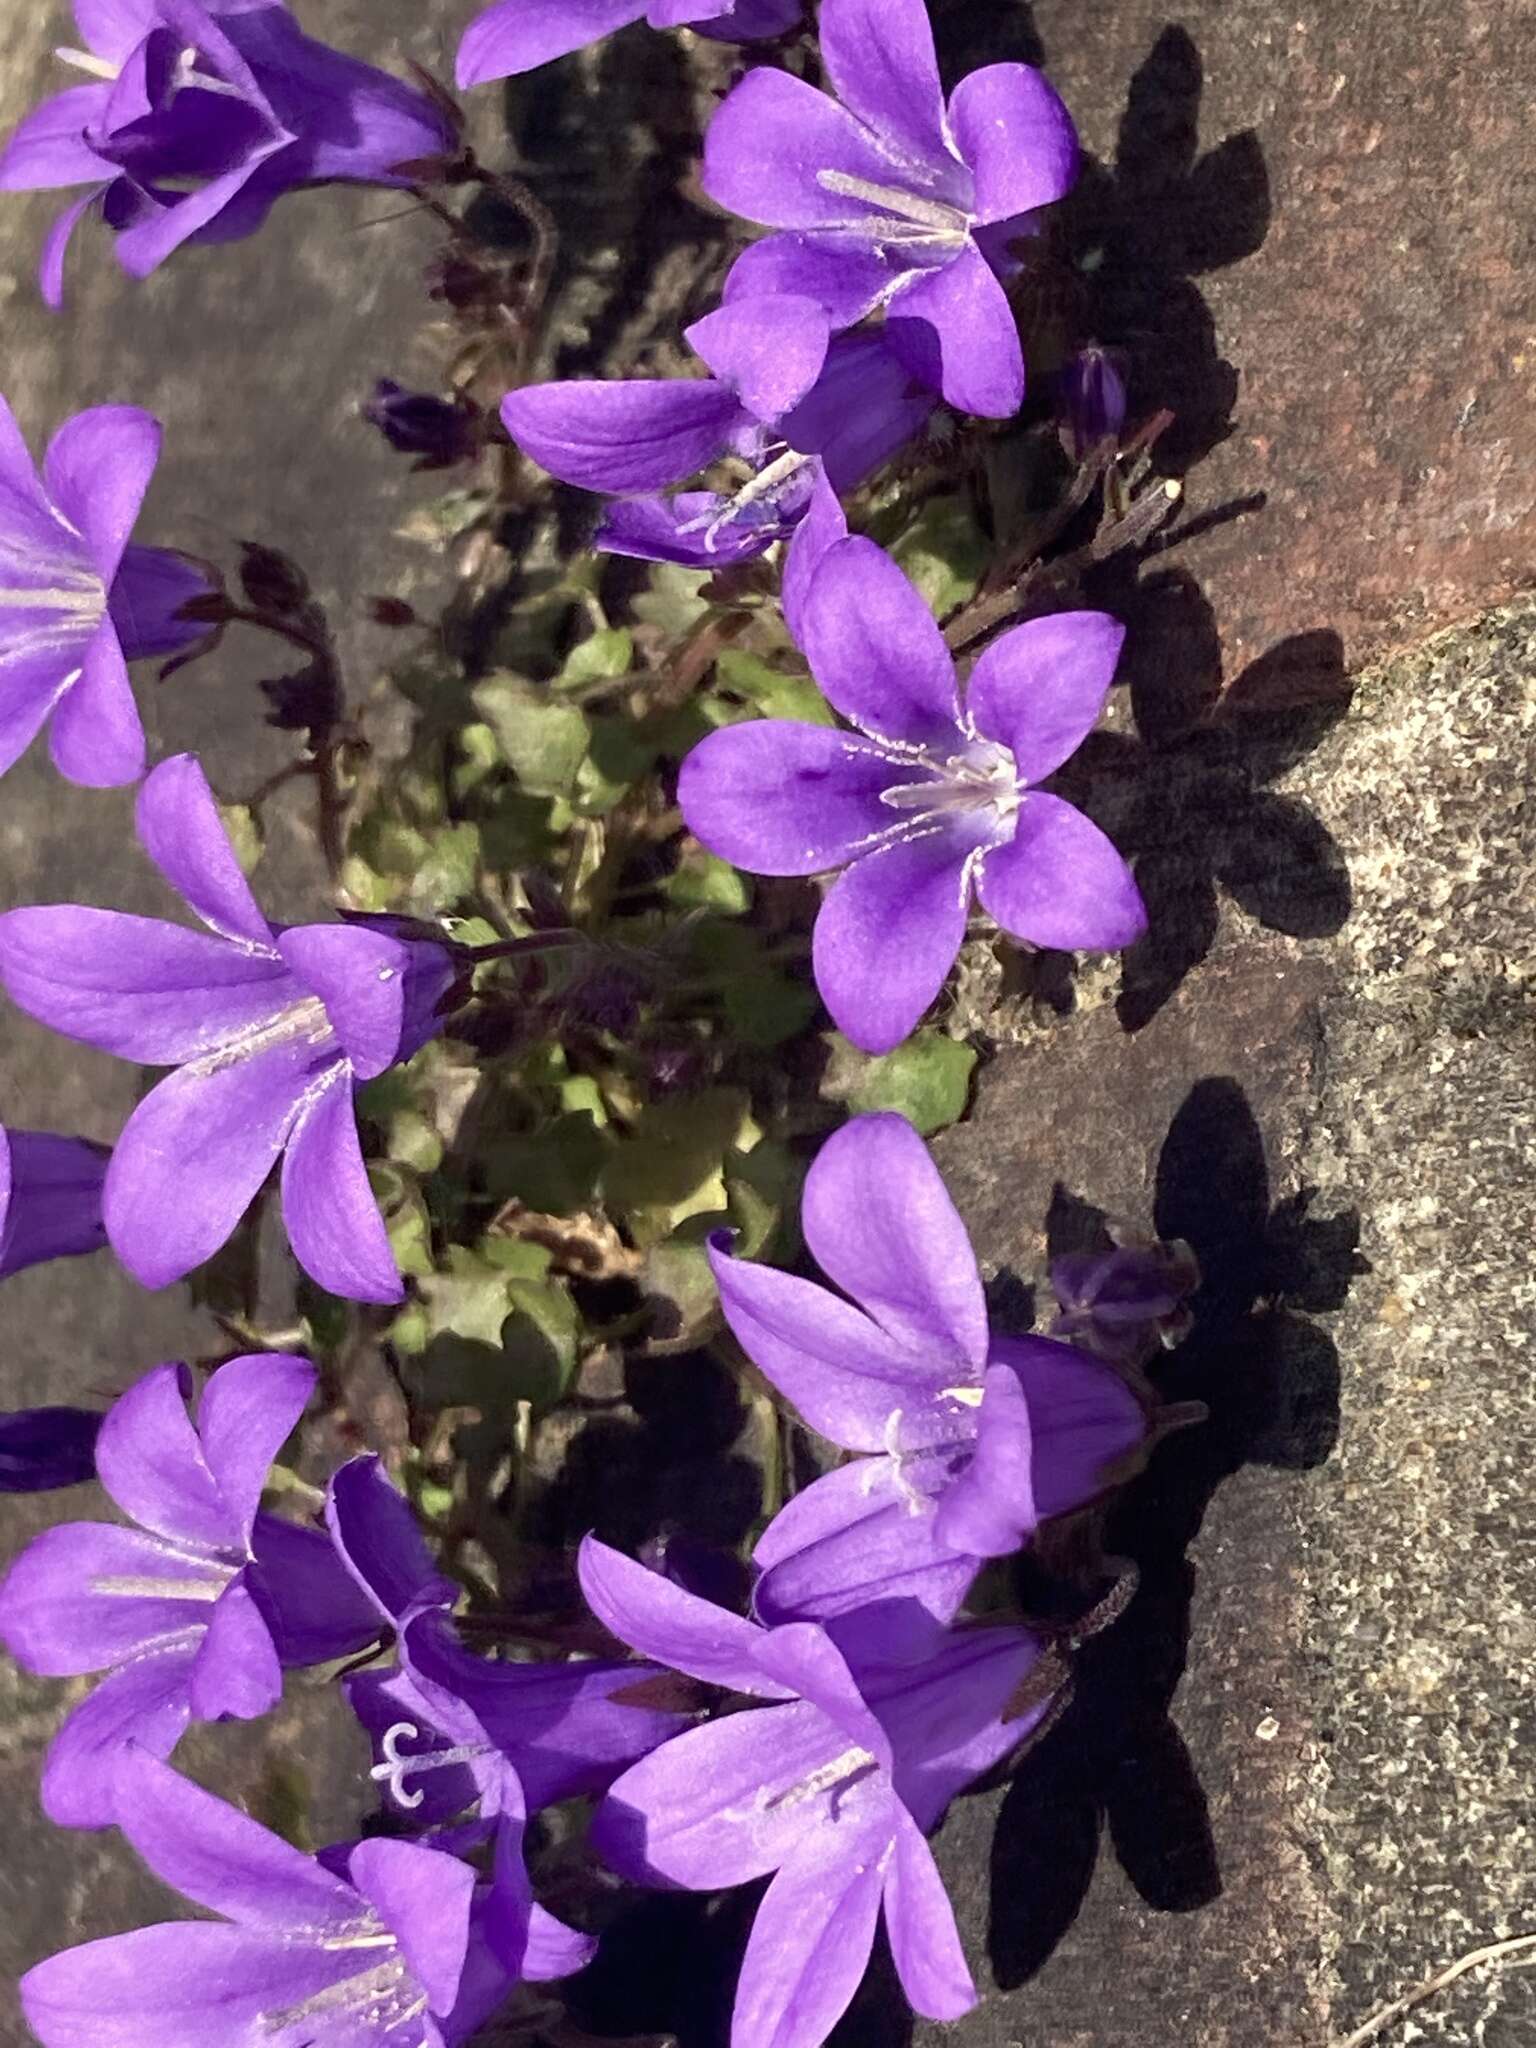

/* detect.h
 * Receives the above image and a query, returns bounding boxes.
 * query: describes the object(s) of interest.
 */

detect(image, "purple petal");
[947,63,1080,226]
[38,189,102,310]
[0,905,292,1065]
[795,535,960,744]
[246,1512,382,1667]
[780,470,847,646]
[0,1518,219,1676]
[347,1838,475,2015]
[43,405,159,583]
[0,86,114,191]
[347,1663,484,1826]
[688,0,802,32]
[109,544,216,662]
[707,1241,957,1452]
[112,1746,359,1931]
[0,1129,108,1278]
[277,923,408,1079]
[881,1810,976,2020]
[501,378,742,494]
[678,720,906,879]
[104,1043,312,1291]
[780,332,938,491]
[724,232,897,330]
[0,658,65,783]
[40,1650,195,1829]
[136,754,275,948]
[812,829,974,1054]
[975,791,1146,951]
[751,1621,891,1762]
[280,1069,403,1303]
[887,244,1024,418]
[990,1333,1149,1518]
[594,491,778,569]
[931,1361,1036,1558]
[75,2,162,68]
[683,296,831,423]
[196,1352,315,1543]
[523,1903,598,1982]
[456,0,649,85]
[96,1361,241,1554]
[578,1535,788,1697]
[45,621,145,788]
[187,1577,281,1720]
[481,1808,533,1976]
[324,1455,458,1627]
[874,1623,1058,1827]
[731,1816,893,2048]
[819,0,949,163]
[802,1112,986,1366]
[703,67,912,232]
[964,610,1124,781]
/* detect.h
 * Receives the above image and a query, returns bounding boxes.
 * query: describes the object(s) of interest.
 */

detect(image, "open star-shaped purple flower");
[0,0,457,306]
[21,1748,545,2048]
[0,1354,377,1828]
[712,1113,1150,1654]
[502,294,937,569]
[679,533,1146,1052]
[0,395,167,787]
[0,1120,108,1281]
[702,0,1079,418]
[580,1536,1061,2048]
[0,752,460,1302]
[457,0,801,89]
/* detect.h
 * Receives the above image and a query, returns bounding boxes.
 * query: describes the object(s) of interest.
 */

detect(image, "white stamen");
[816,169,971,244]
[55,46,119,81]
[943,1384,985,1408]
[89,1571,232,1600]
[763,1744,878,1812]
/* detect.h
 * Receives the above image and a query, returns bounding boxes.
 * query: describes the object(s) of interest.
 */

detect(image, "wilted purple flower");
[0,1122,108,1281]
[0,1354,377,1827]
[457,0,801,89]
[0,395,165,787]
[711,1114,1150,1655]
[19,1748,555,2048]
[0,753,460,1302]
[0,0,457,307]
[109,543,220,662]
[0,1408,102,1492]
[1048,1230,1199,1369]
[365,382,485,470]
[679,534,1145,1051]
[702,0,1079,418]
[502,295,936,568]
[581,1537,1061,2048]
[1058,343,1128,463]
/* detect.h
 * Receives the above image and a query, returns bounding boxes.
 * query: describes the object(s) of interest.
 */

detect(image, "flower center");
[764,1744,880,1816]
[371,1719,494,1811]
[676,446,817,554]
[879,738,1021,825]
[185,995,335,1078]
[815,169,972,250]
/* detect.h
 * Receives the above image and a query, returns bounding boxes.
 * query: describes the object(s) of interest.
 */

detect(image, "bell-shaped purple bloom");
[108,541,219,662]
[580,1537,1061,2048]
[701,0,1080,418]
[1048,1231,1199,1370]
[0,1121,108,1280]
[20,1748,547,2048]
[0,395,165,787]
[711,1114,1150,1654]
[0,752,460,1302]
[457,0,801,90]
[0,0,457,307]
[366,381,485,471]
[0,1408,102,1491]
[502,295,937,569]
[0,1354,378,1828]
[1058,342,1128,463]
[679,534,1146,1052]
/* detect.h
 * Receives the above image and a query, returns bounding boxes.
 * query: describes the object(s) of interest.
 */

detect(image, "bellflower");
[712,1114,1150,1656]
[0,752,461,1302]
[0,395,165,788]
[19,1749,556,2048]
[678,535,1146,1052]
[457,0,801,90]
[0,1408,102,1491]
[502,295,936,568]
[366,381,485,470]
[109,542,219,662]
[0,0,458,307]
[1048,1231,1199,1369]
[580,1537,1061,2048]
[0,1121,108,1280]
[0,1354,378,1828]
[1058,343,1128,463]
[702,0,1080,417]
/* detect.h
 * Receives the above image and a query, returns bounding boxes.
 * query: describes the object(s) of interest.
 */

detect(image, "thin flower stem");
[1331,1933,1536,2048]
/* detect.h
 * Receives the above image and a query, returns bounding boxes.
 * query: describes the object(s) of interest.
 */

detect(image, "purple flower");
[580,1537,1062,2048]
[0,1122,108,1280]
[0,395,164,788]
[365,381,485,470]
[501,295,936,569]
[109,542,219,662]
[1058,343,1128,463]
[701,0,1079,418]
[19,1748,554,2048]
[713,1113,1150,1656]
[0,1408,102,1491]
[0,1354,378,1828]
[1048,1231,1199,1370]
[678,534,1146,1052]
[0,753,460,1302]
[457,0,801,89]
[0,0,457,307]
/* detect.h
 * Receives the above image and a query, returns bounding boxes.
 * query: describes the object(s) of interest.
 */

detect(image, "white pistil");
[0,582,104,616]
[816,170,971,245]
[186,995,333,1078]
[55,46,119,81]
[371,1719,489,1810]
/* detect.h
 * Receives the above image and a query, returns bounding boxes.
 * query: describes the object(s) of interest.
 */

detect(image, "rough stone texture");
[937,0,1536,694]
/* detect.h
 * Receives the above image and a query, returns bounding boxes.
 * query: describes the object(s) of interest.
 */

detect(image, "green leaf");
[485,1111,609,1213]
[821,1028,978,1135]
[218,803,263,877]
[665,849,752,914]
[575,715,656,815]
[715,647,835,726]
[557,627,632,692]
[632,561,711,639]
[890,495,989,616]
[602,1088,754,1241]
[473,674,591,795]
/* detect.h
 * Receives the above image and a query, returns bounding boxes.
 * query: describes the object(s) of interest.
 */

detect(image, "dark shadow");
[984,1078,1365,1985]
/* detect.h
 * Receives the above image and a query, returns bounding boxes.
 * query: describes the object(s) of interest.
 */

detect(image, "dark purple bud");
[364,381,484,469]
[1058,344,1128,462]
[259,662,342,737]
[0,1408,101,1492]
[1048,1231,1199,1370]
[239,541,311,616]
